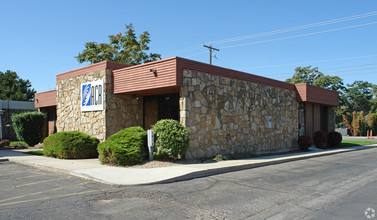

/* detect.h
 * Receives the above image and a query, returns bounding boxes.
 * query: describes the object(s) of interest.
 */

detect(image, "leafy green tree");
[76,24,161,65]
[344,81,376,113]
[0,70,36,101]
[285,66,345,91]
[286,66,321,84]
[286,66,348,127]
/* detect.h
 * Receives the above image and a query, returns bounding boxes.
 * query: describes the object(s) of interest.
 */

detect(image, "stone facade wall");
[105,69,143,138]
[57,70,107,141]
[180,70,299,159]
[57,69,143,142]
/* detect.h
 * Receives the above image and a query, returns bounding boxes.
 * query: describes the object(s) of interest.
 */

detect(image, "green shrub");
[43,131,99,159]
[11,111,46,146]
[0,139,10,147]
[98,126,146,166]
[327,131,342,147]
[313,130,328,148]
[214,154,228,161]
[297,135,312,151]
[152,119,190,160]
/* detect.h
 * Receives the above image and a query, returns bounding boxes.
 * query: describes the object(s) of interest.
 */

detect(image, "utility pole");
[203,44,219,65]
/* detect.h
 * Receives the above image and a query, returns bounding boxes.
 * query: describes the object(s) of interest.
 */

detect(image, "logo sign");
[365,207,375,219]
[81,80,104,112]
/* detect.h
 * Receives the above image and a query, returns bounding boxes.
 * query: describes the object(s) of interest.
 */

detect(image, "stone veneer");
[57,69,143,142]
[180,70,299,159]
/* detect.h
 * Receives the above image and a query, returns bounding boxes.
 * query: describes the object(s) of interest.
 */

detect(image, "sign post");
[147,129,154,161]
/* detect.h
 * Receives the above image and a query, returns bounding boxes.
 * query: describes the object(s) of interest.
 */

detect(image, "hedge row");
[297,130,342,150]
[42,119,190,166]
[43,131,99,159]
[11,111,46,146]
[97,126,146,166]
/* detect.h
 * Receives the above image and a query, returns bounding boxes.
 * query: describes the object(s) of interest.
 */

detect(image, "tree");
[344,81,376,113]
[285,66,345,91]
[352,111,360,136]
[76,24,161,65]
[286,66,350,128]
[0,70,36,101]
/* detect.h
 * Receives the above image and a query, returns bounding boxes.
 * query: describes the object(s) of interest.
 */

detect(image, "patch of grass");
[10,141,29,147]
[23,150,44,156]
[213,152,258,161]
[341,140,377,147]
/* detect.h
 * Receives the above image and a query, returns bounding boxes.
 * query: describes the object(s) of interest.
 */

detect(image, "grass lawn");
[23,150,44,156]
[341,140,377,147]
[10,141,29,147]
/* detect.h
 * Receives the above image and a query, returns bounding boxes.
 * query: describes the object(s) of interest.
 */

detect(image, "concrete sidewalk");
[1,145,376,186]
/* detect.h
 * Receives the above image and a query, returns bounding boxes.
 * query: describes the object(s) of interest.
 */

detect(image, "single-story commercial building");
[34,57,339,159]
[0,100,36,140]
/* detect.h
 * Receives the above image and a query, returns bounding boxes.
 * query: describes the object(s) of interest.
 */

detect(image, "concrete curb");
[149,145,377,185]
[2,144,377,186]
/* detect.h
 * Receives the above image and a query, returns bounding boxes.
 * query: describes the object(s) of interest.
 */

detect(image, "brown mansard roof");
[34,57,339,107]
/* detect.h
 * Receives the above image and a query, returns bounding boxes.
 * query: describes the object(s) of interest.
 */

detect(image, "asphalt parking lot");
[2,147,377,219]
[0,161,115,219]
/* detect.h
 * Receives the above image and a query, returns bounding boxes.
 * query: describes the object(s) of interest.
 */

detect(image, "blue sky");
[1,0,377,93]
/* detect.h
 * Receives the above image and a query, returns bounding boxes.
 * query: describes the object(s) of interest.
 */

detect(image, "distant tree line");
[0,70,36,101]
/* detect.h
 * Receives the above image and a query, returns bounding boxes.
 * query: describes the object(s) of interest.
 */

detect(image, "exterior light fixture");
[132,95,140,100]
[150,69,157,77]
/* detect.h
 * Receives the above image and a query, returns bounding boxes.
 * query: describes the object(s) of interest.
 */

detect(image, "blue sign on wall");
[80,80,104,112]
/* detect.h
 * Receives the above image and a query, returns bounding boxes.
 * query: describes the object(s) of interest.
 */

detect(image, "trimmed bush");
[152,119,190,160]
[98,126,146,166]
[11,111,46,146]
[313,130,328,148]
[297,135,312,151]
[43,131,99,159]
[0,139,10,147]
[328,131,342,147]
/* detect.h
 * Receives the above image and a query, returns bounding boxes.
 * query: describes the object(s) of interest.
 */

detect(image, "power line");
[219,21,377,49]
[166,45,203,57]
[273,70,377,79]
[170,11,377,58]
[324,66,377,74]
[206,11,377,45]
[317,63,377,71]
[267,71,377,79]
[267,67,377,79]
[184,51,208,58]
[239,54,377,70]
[203,45,219,65]
[263,64,377,77]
